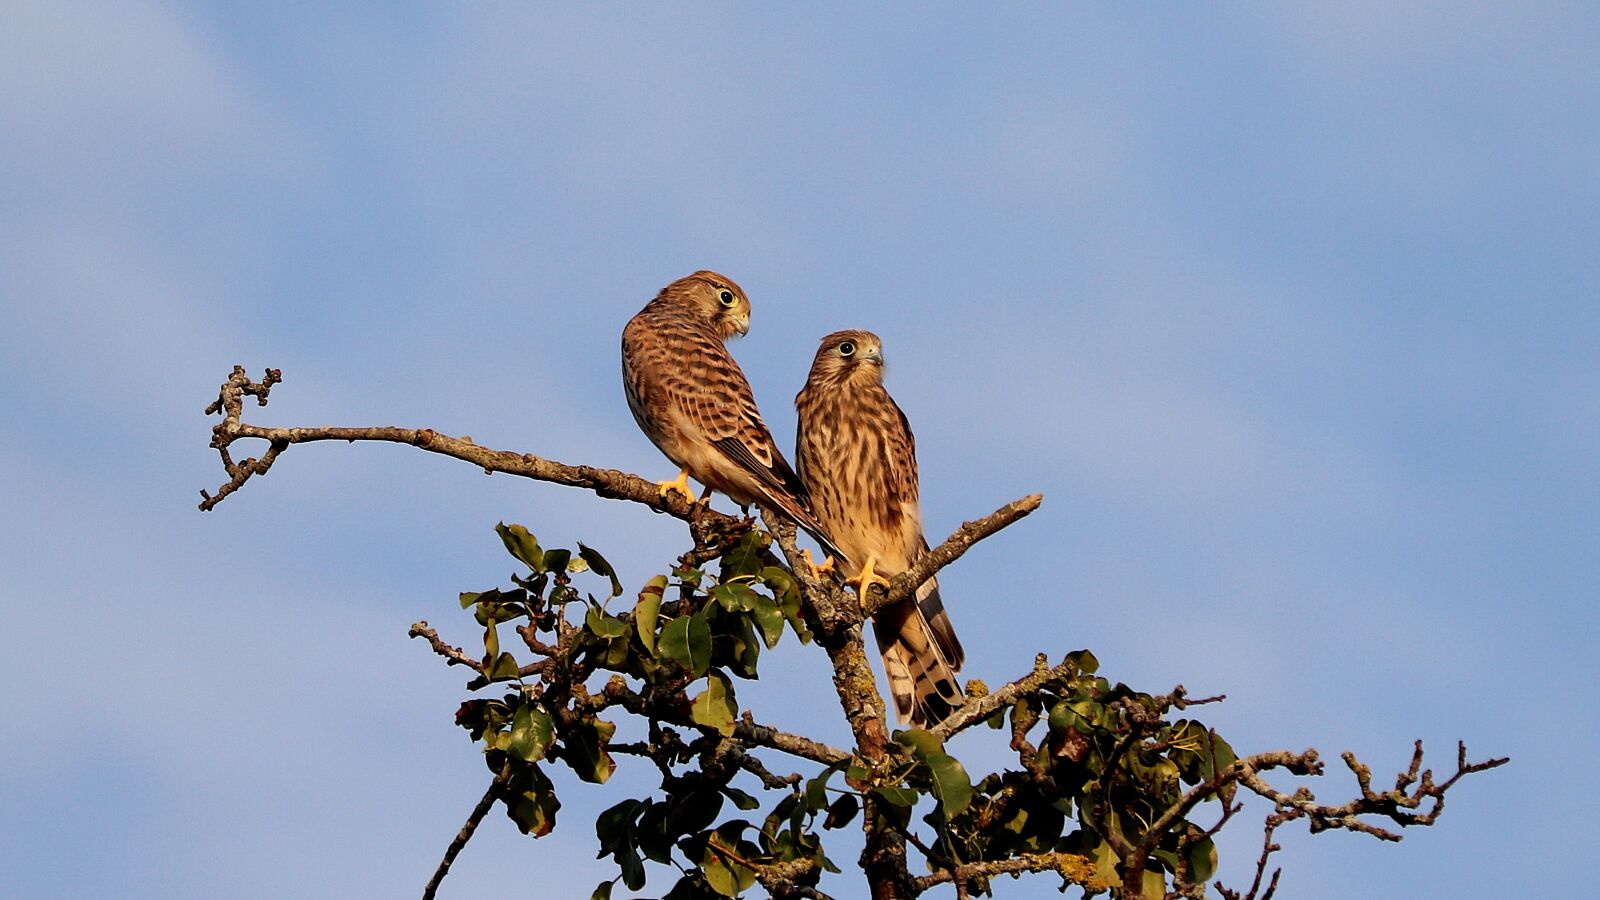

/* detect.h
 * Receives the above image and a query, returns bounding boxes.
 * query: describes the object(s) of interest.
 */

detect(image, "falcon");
[795,330,965,727]
[622,271,844,561]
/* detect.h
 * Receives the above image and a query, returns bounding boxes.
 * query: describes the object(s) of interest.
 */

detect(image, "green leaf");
[504,763,560,837]
[1202,729,1239,803]
[487,652,521,681]
[690,670,739,737]
[712,825,759,894]
[758,565,794,591]
[804,763,844,812]
[659,615,691,668]
[722,786,760,811]
[894,728,945,758]
[874,784,919,807]
[596,798,640,850]
[636,801,674,864]
[568,718,617,784]
[776,575,813,644]
[665,787,725,838]
[702,858,738,897]
[507,702,555,762]
[711,582,760,612]
[1066,648,1099,675]
[579,542,624,598]
[750,594,785,649]
[1049,700,1083,733]
[823,793,860,830]
[1141,868,1166,899]
[542,548,572,575]
[590,881,614,900]
[1188,835,1218,883]
[634,576,666,654]
[1206,730,1238,775]
[616,846,644,889]
[721,530,768,578]
[496,522,544,571]
[925,752,974,817]
[483,621,501,659]
[724,611,762,679]
[659,611,713,677]
[760,792,802,848]
[585,605,629,639]
[595,799,647,890]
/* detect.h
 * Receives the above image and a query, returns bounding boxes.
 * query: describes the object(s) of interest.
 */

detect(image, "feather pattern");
[795,330,965,726]
[623,272,845,561]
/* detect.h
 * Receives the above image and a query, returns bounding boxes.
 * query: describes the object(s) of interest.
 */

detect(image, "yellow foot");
[798,549,837,580]
[656,469,696,504]
[846,555,891,611]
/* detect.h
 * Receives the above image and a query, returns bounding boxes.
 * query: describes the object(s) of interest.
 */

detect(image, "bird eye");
[838,341,856,356]
[718,290,736,306]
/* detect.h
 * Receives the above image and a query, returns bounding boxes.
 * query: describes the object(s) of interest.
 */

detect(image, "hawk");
[795,330,965,727]
[622,271,844,561]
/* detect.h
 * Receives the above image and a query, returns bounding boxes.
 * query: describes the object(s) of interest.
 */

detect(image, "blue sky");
[2,3,1594,897]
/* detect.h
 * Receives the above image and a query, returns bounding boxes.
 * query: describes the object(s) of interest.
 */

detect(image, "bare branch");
[863,493,1044,619]
[1234,741,1507,841]
[408,621,484,672]
[911,851,1105,894]
[596,677,852,767]
[422,760,512,900]
[1216,809,1288,900]
[200,366,720,525]
[931,653,1072,740]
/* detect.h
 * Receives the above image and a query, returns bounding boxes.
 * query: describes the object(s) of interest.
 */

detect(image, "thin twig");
[408,621,483,671]
[863,494,1043,619]
[422,761,512,900]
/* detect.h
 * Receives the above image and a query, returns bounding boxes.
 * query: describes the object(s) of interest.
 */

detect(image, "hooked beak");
[734,315,750,337]
[863,346,883,366]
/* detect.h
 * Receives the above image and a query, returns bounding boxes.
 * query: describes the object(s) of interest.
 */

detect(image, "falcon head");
[660,270,752,340]
[807,329,884,386]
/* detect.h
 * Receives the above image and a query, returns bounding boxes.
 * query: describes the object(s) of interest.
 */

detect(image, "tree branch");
[862,493,1044,620]
[422,760,512,900]
[596,677,851,767]
[911,850,1104,894]
[408,621,484,671]
[1233,741,1508,841]
[200,366,722,526]
[930,652,1072,740]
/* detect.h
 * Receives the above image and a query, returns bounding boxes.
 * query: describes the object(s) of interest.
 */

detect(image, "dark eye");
[718,289,736,306]
[838,341,856,356]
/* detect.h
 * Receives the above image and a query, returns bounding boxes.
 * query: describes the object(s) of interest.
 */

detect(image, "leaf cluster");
[421,523,1499,900]
[454,524,835,898]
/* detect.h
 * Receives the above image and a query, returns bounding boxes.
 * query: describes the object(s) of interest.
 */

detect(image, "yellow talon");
[846,555,891,611]
[799,549,837,579]
[656,469,696,504]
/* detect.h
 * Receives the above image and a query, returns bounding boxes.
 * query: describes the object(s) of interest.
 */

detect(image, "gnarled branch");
[200,366,715,525]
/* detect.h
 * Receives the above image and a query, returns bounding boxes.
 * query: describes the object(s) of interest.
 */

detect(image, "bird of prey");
[622,271,845,561]
[795,330,965,727]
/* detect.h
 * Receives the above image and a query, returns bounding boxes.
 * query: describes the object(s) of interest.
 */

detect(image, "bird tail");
[875,576,965,727]
[759,489,850,568]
